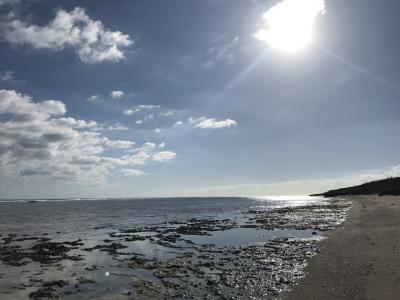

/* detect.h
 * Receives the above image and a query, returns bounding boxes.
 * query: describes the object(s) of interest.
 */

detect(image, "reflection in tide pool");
[185,227,316,247]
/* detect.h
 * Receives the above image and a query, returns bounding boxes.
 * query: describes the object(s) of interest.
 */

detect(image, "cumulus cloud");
[0,89,176,182]
[123,109,135,116]
[104,139,135,149]
[152,151,176,162]
[1,7,133,63]
[189,117,237,129]
[110,90,124,99]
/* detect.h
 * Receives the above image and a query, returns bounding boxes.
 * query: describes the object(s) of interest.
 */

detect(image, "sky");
[0,0,400,199]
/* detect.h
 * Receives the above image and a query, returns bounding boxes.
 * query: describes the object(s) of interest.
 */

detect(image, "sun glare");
[254,0,325,54]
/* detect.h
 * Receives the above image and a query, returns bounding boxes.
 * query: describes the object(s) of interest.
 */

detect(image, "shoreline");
[282,195,400,300]
[0,197,347,299]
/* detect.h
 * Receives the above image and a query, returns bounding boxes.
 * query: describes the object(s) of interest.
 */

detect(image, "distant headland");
[312,177,400,197]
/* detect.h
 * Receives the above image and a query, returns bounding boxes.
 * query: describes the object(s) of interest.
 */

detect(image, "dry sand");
[283,195,400,300]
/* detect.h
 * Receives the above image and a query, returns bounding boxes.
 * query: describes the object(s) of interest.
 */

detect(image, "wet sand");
[283,195,400,300]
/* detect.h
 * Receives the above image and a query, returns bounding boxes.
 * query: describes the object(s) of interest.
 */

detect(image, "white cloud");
[106,123,129,131]
[152,151,176,162]
[139,105,160,109]
[0,89,176,182]
[124,105,165,128]
[174,121,183,127]
[123,104,160,116]
[154,128,162,134]
[1,7,133,63]
[120,169,146,176]
[110,90,124,99]
[189,117,237,129]
[87,95,101,103]
[141,142,157,151]
[50,117,98,130]
[56,119,128,132]
[123,109,134,116]
[104,139,135,149]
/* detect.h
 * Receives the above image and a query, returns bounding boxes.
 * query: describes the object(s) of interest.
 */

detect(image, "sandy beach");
[283,195,400,300]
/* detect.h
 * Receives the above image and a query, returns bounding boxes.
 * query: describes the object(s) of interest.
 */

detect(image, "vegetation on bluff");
[312,177,400,197]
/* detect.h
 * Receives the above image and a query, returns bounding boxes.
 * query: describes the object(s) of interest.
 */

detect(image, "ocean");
[0,196,350,299]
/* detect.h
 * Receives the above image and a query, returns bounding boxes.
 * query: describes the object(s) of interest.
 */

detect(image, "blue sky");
[1,0,400,198]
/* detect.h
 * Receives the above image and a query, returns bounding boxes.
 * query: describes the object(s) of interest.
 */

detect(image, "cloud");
[174,121,183,127]
[124,105,165,127]
[110,90,124,99]
[152,151,176,162]
[104,139,135,149]
[141,142,157,151]
[189,117,237,129]
[123,109,134,116]
[0,0,19,5]
[120,169,146,176]
[89,91,133,103]
[205,36,239,68]
[106,123,129,131]
[0,70,15,81]
[1,7,133,63]
[50,117,98,130]
[0,89,176,183]
[53,118,128,132]
[157,164,400,197]
[123,104,160,116]
[87,95,102,103]
[161,111,174,117]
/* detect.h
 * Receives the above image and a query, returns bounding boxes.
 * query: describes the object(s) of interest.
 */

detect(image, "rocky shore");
[0,198,350,299]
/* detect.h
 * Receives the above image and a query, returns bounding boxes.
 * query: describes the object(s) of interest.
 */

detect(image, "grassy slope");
[311,177,400,197]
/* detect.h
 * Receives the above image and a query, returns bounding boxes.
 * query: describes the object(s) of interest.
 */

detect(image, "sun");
[254,0,325,54]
